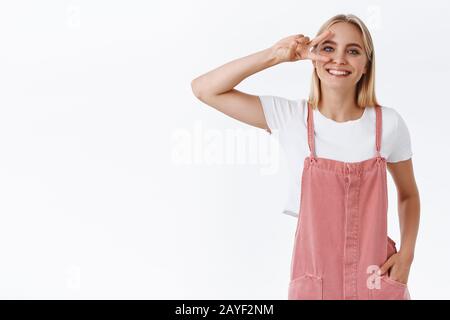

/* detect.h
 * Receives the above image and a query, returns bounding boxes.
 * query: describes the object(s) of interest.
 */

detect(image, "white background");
[0,0,448,299]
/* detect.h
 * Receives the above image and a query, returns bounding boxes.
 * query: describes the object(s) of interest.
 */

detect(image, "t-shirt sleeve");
[258,95,299,135]
[387,110,413,162]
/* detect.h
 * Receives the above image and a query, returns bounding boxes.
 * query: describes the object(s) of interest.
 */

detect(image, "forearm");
[191,48,279,97]
[398,195,420,262]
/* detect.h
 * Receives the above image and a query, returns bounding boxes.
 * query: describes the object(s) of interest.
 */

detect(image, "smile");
[326,68,352,77]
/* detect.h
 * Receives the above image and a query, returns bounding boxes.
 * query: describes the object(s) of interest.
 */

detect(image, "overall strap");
[375,104,382,158]
[307,101,316,159]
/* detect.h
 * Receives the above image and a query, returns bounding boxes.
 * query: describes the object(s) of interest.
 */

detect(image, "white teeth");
[327,69,350,76]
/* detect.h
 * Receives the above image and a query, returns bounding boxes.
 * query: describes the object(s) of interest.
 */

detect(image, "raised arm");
[190,31,333,133]
[191,48,277,132]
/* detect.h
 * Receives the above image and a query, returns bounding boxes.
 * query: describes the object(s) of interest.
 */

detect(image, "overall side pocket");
[369,275,410,300]
[288,273,323,300]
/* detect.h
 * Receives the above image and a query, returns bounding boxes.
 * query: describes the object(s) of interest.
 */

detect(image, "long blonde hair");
[308,14,379,109]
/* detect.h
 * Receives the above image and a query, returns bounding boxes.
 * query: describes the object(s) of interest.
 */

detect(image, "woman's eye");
[321,46,360,55]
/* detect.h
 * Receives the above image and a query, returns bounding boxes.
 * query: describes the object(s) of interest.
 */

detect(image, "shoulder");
[258,95,302,112]
[298,98,308,125]
[378,105,409,133]
[368,105,402,134]
[258,95,304,129]
[379,104,401,121]
[377,104,413,161]
[362,105,408,145]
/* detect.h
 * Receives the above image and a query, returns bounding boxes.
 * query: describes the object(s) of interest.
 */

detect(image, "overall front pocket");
[369,275,410,300]
[288,274,323,300]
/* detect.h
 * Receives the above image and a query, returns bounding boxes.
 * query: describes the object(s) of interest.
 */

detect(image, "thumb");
[378,255,395,276]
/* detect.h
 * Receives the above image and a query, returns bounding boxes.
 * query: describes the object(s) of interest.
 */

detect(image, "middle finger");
[308,29,334,47]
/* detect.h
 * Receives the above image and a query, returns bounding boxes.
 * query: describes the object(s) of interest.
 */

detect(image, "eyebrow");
[321,40,363,50]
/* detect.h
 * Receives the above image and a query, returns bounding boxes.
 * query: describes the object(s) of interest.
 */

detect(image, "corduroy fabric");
[288,102,411,300]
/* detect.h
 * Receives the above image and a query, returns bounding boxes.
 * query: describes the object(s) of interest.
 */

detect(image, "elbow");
[399,192,420,204]
[191,78,204,100]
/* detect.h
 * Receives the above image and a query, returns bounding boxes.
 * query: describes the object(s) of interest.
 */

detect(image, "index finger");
[308,29,334,47]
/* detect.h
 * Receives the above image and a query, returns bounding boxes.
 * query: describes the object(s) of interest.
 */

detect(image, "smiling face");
[314,22,369,89]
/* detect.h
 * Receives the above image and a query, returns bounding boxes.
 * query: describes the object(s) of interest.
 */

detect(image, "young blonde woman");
[191,14,420,300]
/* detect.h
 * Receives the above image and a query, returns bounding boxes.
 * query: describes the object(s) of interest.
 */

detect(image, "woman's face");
[314,22,369,89]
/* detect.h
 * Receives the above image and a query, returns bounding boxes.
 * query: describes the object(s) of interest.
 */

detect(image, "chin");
[319,74,358,87]
[320,80,355,89]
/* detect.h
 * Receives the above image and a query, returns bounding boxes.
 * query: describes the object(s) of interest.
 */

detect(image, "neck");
[318,87,363,122]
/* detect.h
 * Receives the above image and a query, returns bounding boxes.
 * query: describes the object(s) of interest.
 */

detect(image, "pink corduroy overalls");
[288,102,411,300]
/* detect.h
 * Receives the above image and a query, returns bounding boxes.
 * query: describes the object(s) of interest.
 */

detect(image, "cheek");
[316,61,328,71]
[353,58,368,72]
[355,62,365,70]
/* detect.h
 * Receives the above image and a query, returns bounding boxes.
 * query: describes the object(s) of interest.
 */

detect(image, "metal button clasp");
[345,163,351,173]
[344,163,351,183]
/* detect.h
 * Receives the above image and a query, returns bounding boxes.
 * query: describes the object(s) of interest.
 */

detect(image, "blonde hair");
[308,14,379,110]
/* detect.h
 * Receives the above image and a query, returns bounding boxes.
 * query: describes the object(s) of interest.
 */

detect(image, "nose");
[330,48,348,65]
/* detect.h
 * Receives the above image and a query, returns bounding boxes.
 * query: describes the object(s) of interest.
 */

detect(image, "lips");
[326,68,352,77]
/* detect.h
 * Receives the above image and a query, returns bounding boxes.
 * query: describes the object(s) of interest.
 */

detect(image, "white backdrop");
[0,0,448,299]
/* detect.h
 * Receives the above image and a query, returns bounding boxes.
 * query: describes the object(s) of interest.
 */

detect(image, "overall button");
[345,163,351,172]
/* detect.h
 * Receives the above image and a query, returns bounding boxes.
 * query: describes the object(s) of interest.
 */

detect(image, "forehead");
[325,22,364,46]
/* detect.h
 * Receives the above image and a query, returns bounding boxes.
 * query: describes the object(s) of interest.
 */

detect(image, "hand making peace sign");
[270,29,334,64]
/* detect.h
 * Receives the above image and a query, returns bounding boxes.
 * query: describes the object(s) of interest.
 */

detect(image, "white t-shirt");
[258,95,413,218]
